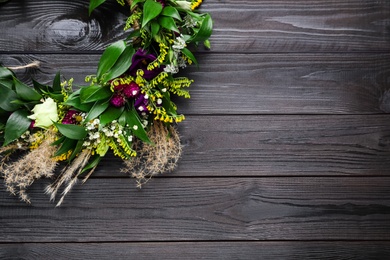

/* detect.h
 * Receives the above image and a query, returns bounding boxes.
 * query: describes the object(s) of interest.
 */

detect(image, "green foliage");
[54,122,88,140]
[3,109,31,146]
[141,0,163,28]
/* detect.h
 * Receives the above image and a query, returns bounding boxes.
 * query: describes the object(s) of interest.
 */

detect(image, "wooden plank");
[0,0,389,53]
[95,114,390,177]
[1,114,390,178]
[1,177,390,242]
[1,241,390,259]
[1,53,389,114]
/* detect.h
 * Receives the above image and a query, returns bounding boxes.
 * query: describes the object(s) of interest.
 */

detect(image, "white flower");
[172,36,186,50]
[133,125,138,130]
[164,64,179,74]
[157,99,163,105]
[27,97,58,129]
[176,1,191,11]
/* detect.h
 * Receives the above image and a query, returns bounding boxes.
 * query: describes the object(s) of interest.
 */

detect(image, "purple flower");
[123,82,140,98]
[110,94,126,107]
[128,49,163,80]
[62,110,79,124]
[134,94,149,113]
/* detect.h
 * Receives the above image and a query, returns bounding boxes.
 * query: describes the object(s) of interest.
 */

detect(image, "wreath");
[0,0,212,206]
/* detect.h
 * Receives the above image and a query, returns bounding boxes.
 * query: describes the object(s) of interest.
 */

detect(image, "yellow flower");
[27,98,59,129]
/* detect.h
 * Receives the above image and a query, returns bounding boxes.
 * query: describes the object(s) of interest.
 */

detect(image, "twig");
[7,61,40,70]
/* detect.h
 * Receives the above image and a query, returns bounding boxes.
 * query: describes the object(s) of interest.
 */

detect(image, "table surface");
[1,0,390,259]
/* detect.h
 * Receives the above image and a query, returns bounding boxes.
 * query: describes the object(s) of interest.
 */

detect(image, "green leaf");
[33,79,50,95]
[100,106,124,125]
[3,109,31,146]
[181,48,198,66]
[158,16,179,33]
[52,71,62,92]
[81,154,102,174]
[54,122,87,140]
[63,96,94,112]
[0,66,13,79]
[68,139,84,161]
[51,135,66,146]
[0,84,21,111]
[161,6,182,21]
[84,100,110,123]
[131,0,144,9]
[102,46,135,82]
[97,40,126,80]
[151,21,161,38]
[14,77,42,101]
[54,137,77,157]
[124,109,151,143]
[80,85,112,103]
[142,0,163,28]
[190,13,213,43]
[204,39,211,49]
[89,0,106,15]
[0,79,13,90]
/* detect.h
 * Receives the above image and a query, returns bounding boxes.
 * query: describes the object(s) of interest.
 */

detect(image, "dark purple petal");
[128,49,164,80]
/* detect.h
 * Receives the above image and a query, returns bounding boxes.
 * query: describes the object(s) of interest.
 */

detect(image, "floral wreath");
[0,0,212,206]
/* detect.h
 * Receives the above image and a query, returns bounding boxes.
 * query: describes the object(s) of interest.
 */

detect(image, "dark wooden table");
[1,0,390,259]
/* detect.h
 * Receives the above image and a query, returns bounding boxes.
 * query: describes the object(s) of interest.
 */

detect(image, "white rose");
[176,1,192,11]
[28,97,59,128]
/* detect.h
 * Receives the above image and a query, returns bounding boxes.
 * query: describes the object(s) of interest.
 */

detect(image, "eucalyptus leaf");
[3,109,31,146]
[142,0,163,28]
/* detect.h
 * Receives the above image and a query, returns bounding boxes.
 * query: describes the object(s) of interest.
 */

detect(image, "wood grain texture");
[0,0,389,53]
[1,177,390,242]
[1,53,389,114]
[93,114,390,177]
[1,242,390,259]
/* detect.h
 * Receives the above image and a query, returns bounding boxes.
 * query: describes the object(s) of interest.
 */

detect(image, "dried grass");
[122,121,182,187]
[45,149,92,207]
[1,130,57,203]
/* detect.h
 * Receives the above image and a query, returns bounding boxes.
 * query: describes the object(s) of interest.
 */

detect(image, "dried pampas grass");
[45,149,92,207]
[1,130,58,203]
[122,121,182,187]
